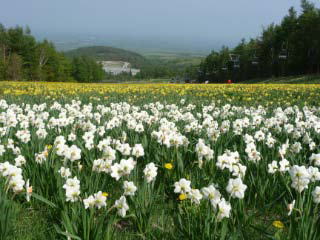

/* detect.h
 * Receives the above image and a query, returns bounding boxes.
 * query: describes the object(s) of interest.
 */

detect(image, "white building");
[99,61,140,76]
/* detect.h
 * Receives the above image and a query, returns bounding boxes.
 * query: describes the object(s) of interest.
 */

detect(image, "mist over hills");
[33,32,229,55]
[4,0,320,57]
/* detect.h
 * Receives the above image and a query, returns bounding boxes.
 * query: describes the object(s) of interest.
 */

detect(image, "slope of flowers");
[1,81,320,105]
[0,83,320,239]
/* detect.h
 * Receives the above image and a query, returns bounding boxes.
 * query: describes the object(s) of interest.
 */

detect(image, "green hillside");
[145,52,203,70]
[64,46,147,67]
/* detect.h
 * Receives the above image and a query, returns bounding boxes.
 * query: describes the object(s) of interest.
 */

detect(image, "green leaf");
[220,220,228,240]
[32,193,57,208]
[54,224,82,240]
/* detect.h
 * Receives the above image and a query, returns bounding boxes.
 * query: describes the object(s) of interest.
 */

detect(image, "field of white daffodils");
[0,84,320,240]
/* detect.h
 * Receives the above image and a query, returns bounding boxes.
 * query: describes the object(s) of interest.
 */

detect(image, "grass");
[13,207,56,240]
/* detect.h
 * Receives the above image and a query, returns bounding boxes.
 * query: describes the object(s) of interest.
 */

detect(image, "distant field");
[145,54,203,62]
[102,78,171,84]
[142,51,205,58]
[142,51,204,67]
[101,74,320,84]
[242,75,320,84]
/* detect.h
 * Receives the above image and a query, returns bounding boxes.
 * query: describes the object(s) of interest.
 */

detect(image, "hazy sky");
[1,0,319,51]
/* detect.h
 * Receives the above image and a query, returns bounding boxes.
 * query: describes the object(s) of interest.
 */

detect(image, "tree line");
[0,24,105,82]
[195,0,320,83]
[0,24,189,82]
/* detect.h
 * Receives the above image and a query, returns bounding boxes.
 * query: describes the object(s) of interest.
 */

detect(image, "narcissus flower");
[312,187,320,204]
[217,198,231,221]
[187,189,203,204]
[83,196,95,209]
[63,177,81,202]
[114,196,129,217]
[143,162,158,183]
[202,184,221,208]
[25,179,33,202]
[123,181,137,196]
[93,191,107,209]
[83,191,107,209]
[226,178,247,199]
[287,200,295,216]
[174,178,191,194]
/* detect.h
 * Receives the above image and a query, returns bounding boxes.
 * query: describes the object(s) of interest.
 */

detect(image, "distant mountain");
[64,46,147,67]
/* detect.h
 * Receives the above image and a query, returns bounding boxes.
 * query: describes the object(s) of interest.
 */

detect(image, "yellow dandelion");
[178,193,187,201]
[272,220,284,229]
[164,163,173,170]
[102,192,108,197]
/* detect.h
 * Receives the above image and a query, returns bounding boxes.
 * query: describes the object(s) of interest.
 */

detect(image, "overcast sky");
[1,0,319,51]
